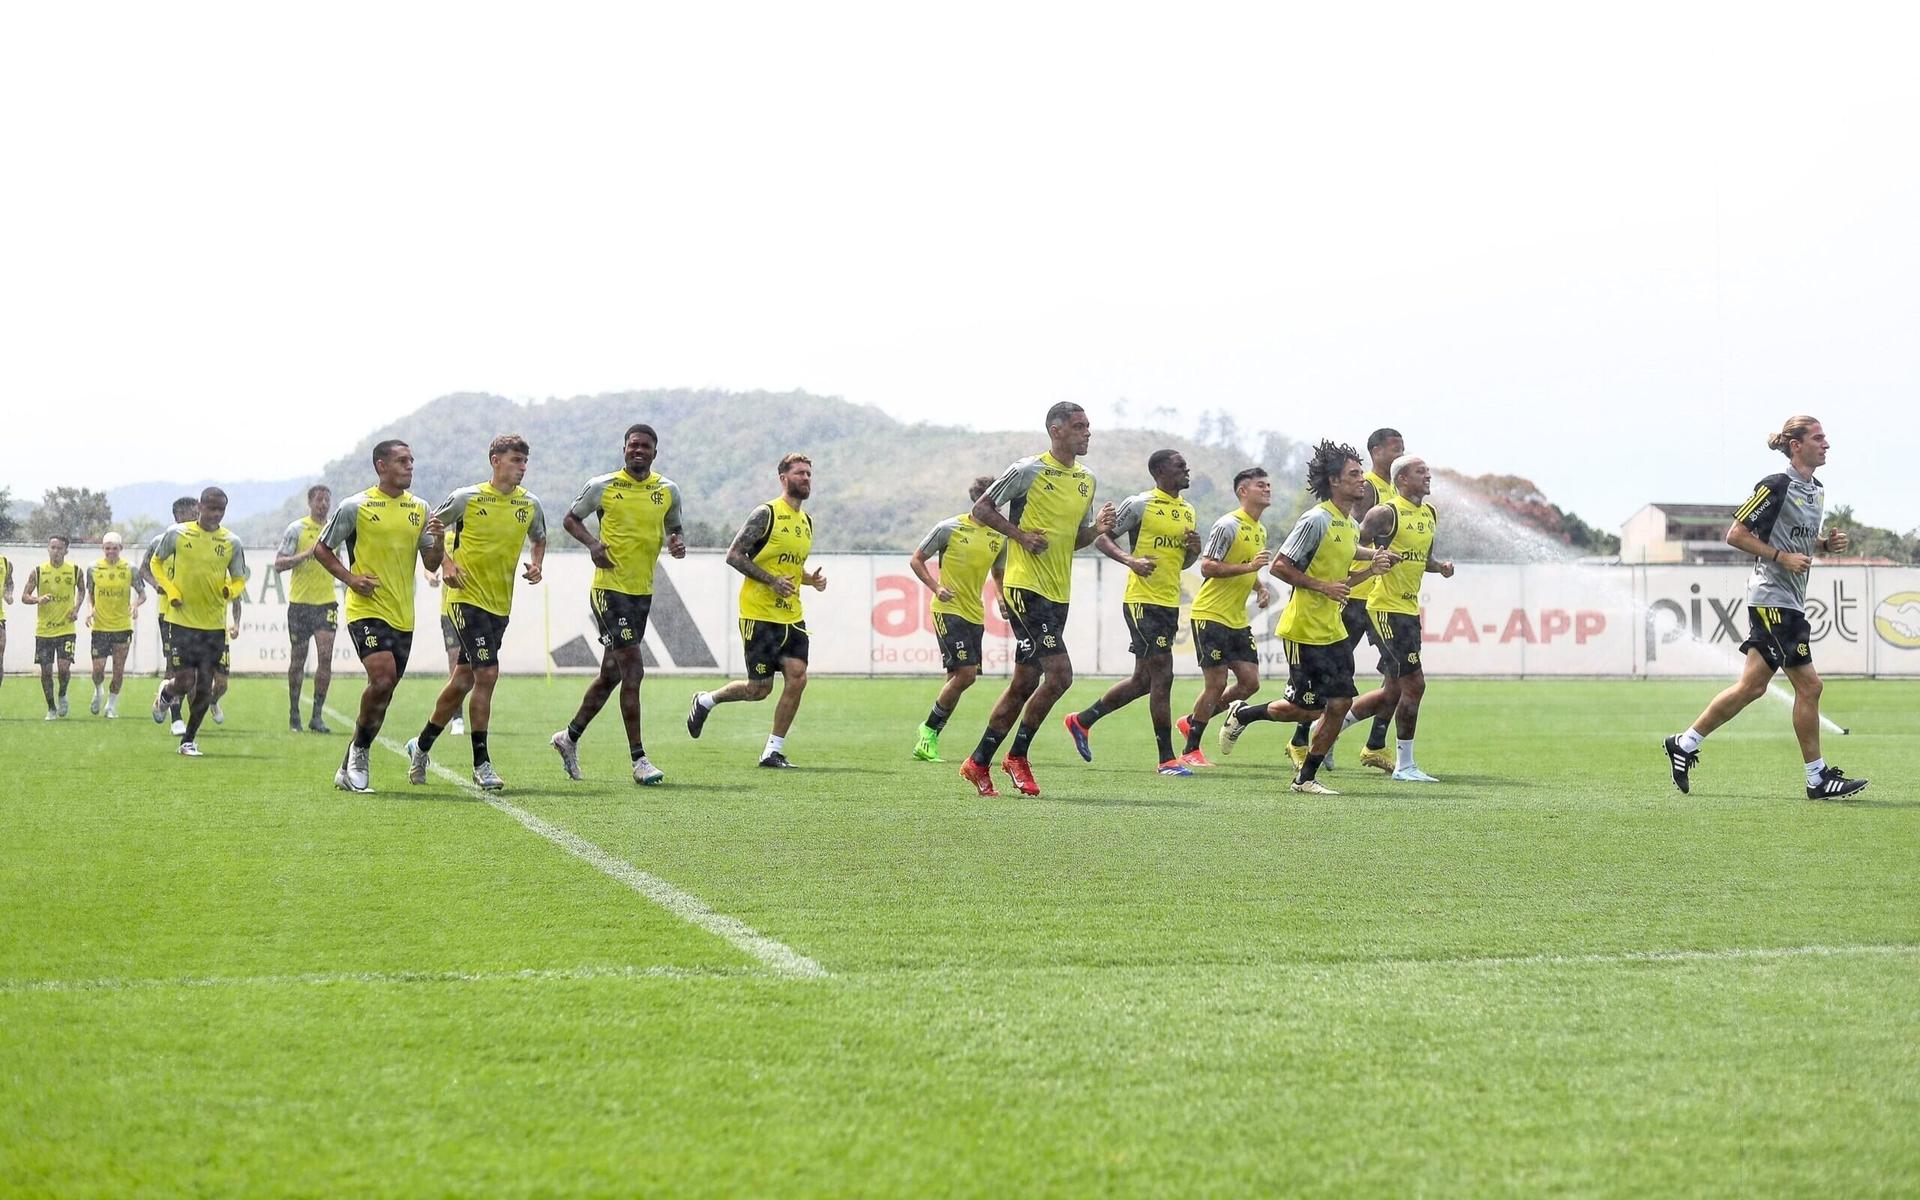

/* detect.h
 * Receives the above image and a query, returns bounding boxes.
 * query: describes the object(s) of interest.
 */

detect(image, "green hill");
[237,390,1301,550]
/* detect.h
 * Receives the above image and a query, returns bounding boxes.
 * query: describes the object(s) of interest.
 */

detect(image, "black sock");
[184,704,207,741]
[630,742,646,762]
[925,702,951,732]
[418,721,445,752]
[312,689,327,719]
[171,701,183,721]
[970,727,1009,767]
[566,719,588,742]
[1366,713,1391,751]
[1236,704,1274,724]
[1154,722,1175,764]
[353,723,374,751]
[1290,722,1311,746]
[1075,700,1108,728]
[1008,722,1039,758]
[1299,753,1325,782]
[1184,717,1207,754]
[471,732,490,767]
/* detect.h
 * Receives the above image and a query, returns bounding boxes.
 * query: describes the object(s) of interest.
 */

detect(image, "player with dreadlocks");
[1216,439,1392,794]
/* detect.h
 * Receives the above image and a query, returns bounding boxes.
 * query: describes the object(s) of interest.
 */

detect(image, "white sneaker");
[57,696,69,717]
[334,745,372,793]
[178,741,203,757]
[1391,766,1441,783]
[90,689,103,715]
[44,710,58,722]
[105,696,119,718]
[405,738,431,785]
[212,701,225,725]
[152,681,169,724]
[472,761,505,791]
[450,716,466,737]
[551,730,583,780]
[171,718,187,736]
[1217,700,1249,758]
[1290,778,1340,795]
[632,756,665,786]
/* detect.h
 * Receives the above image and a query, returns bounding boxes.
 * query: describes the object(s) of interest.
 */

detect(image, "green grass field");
[2,668,1916,1197]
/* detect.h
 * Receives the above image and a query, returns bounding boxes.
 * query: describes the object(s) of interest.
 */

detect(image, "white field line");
[1,964,761,995]
[1403,941,1920,971]
[324,706,828,981]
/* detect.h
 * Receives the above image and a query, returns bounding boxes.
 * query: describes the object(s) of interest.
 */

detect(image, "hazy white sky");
[3,1,1914,531]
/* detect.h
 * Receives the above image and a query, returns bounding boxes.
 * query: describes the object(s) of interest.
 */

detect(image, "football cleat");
[1806,766,1868,801]
[1290,778,1339,795]
[1176,714,1195,742]
[44,710,59,722]
[1662,736,1698,795]
[1359,748,1395,773]
[211,701,225,725]
[170,718,188,736]
[1180,749,1214,769]
[90,689,103,716]
[960,758,999,797]
[177,741,203,757]
[1287,742,1309,769]
[1391,766,1441,783]
[550,730,584,780]
[152,681,169,724]
[57,696,69,718]
[1157,759,1194,777]
[290,714,304,733]
[103,697,119,719]
[758,751,796,769]
[449,716,465,737]
[1063,713,1094,762]
[405,738,431,785]
[632,756,666,786]
[912,725,942,763]
[308,716,332,735]
[1001,755,1040,796]
[1217,701,1250,758]
[686,693,711,739]
[344,745,372,793]
[472,761,506,791]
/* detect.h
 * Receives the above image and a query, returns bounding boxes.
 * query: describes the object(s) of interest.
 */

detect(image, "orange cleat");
[960,758,1000,797]
[1180,749,1214,768]
[1176,714,1195,740]
[1001,755,1040,796]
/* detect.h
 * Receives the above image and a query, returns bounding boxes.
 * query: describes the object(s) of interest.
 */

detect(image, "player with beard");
[23,535,83,719]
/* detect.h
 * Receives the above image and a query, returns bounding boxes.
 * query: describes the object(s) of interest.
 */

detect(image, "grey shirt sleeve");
[663,480,684,536]
[227,541,251,585]
[318,495,360,551]
[526,495,549,544]
[568,473,615,523]
[434,486,478,532]
[152,525,181,566]
[1278,507,1330,570]
[1109,492,1147,548]
[980,457,1042,513]
[1079,467,1100,529]
[917,518,958,558]
[277,519,303,559]
[1201,515,1238,562]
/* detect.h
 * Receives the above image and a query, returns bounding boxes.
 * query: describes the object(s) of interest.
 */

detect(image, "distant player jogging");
[1664,416,1867,801]
[907,476,1007,763]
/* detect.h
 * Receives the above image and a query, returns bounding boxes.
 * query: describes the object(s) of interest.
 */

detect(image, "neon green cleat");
[1359,747,1395,773]
[912,724,943,762]
[1287,743,1309,770]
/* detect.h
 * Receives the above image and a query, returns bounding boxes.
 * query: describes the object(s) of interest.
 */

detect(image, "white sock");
[697,691,716,710]
[765,733,785,756]
[1805,757,1826,786]
[1397,739,1415,771]
[1342,710,1361,730]
[1677,728,1704,753]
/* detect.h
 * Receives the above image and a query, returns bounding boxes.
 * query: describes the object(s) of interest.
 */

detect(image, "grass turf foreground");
[1,671,1915,1196]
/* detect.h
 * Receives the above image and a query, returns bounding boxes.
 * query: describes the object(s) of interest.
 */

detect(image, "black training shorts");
[1341,600,1372,654]
[448,602,510,667]
[1281,637,1357,710]
[168,626,227,673]
[1742,605,1814,672]
[1003,587,1070,667]
[1191,618,1258,669]
[89,629,132,659]
[349,618,414,677]
[1123,602,1180,659]
[1367,609,1424,678]
[34,634,76,666]
[591,588,654,649]
[741,618,808,678]
[931,612,984,673]
[288,601,339,646]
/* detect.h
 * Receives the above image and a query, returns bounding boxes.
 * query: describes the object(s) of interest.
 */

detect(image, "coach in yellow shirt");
[687,452,825,769]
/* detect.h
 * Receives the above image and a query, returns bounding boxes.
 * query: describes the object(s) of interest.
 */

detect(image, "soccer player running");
[1291,426,1405,770]
[688,453,825,768]
[0,551,12,693]
[1064,450,1201,775]
[1664,416,1867,801]
[275,485,340,733]
[433,575,468,736]
[551,423,686,785]
[147,489,249,756]
[23,535,83,720]
[958,403,1116,797]
[84,532,146,717]
[908,476,1007,763]
[1175,467,1275,767]
[313,440,445,793]
[1345,456,1454,781]
[145,496,199,733]
[405,435,547,791]
[1217,441,1392,794]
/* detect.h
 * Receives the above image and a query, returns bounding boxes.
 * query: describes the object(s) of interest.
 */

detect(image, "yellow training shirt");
[149,524,249,632]
[33,561,83,638]
[318,487,433,631]
[1276,501,1359,646]
[1111,487,1197,608]
[568,469,684,597]
[1350,469,1397,604]
[737,497,813,624]
[919,513,1006,626]
[434,482,548,618]
[982,452,1097,605]
[87,558,143,633]
[1368,493,1437,616]
[277,516,339,606]
[1190,509,1269,629]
